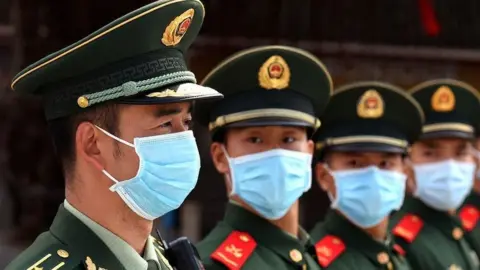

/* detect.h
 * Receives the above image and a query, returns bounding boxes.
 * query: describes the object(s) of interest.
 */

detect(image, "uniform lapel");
[223,203,309,268]
[49,204,125,270]
[323,210,397,268]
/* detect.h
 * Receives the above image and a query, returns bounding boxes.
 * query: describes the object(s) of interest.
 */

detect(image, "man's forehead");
[417,138,471,148]
[330,151,400,159]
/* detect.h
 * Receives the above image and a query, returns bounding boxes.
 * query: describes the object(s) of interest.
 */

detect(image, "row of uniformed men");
[5,0,480,269]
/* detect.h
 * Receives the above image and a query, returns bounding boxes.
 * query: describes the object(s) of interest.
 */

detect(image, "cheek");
[115,146,140,179]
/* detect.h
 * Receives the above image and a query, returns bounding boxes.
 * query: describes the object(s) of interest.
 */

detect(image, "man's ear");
[307,139,315,155]
[403,157,417,194]
[210,142,229,174]
[76,122,105,171]
[315,162,333,192]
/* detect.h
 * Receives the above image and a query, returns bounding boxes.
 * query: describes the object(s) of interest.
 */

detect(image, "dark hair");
[47,102,119,180]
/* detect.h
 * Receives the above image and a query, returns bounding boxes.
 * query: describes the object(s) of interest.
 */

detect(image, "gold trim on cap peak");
[208,108,320,131]
[316,135,408,150]
[422,123,474,133]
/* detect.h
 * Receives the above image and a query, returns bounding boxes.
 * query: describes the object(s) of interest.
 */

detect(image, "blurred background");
[1,0,480,267]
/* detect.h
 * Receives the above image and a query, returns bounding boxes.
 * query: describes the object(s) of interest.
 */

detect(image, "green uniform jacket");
[309,210,411,270]
[458,192,480,267]
[5,204,171,270]
[196,203,321,270]
[390,196,479,270]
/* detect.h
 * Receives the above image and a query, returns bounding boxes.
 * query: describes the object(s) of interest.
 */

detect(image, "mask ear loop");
[323,163,340,208]
[221,145,237,196]
[95,125,134,191]
[95,125,135,148]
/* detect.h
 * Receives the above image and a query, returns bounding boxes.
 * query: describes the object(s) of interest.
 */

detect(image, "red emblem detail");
[393,214,424,243]
[365,97,378,109]
[459,205,479,232]
[177,18,192,36]
[211,231,257,270]
[314,235,346,267]
[268,63,284,78]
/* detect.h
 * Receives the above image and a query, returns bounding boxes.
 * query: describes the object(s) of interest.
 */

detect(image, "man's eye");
[247,137,262,144]
[160,122,172,128]
[347,160,358,167]
[184,119,193,129]
[283,137,296,143]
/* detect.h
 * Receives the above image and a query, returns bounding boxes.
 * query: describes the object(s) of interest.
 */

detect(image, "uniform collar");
[403,196,465,241]
[323,210,395,266]
[50,204,125,269]
[223,203,309,266]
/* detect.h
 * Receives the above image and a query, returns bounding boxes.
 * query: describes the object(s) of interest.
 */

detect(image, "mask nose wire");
[95,125,135,148]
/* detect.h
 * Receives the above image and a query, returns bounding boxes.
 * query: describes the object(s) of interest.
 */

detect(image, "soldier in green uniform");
[457,134,480,259]
[391,79,480,270]
[194,45,332,269]
[5,0,223,269]
[309,82,422,269]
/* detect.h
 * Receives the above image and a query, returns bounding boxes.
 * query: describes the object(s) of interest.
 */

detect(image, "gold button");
[57,249,69,258]
[77,96,89,108]
[411,216,418,222]
[332,238,340,245]
[387,262,393,270]
[239,235,249,242]
[452,227,463,240]
[377,252,389,264]
[289,249,303,262]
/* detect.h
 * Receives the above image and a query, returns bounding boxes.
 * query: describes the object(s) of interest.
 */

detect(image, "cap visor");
[326,142,406,154]
[420,130,474,140]
[226,117,314,129]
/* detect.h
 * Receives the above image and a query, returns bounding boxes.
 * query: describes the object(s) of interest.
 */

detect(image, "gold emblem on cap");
[289,249,303,262]
[162,8,195,46]
[377,252,389,264]
[77,96,89,108]
[449,264,462,270]
[452,227,463,240]
[57,249,69,258]
[357,89,384,119]
[431,85,455,112]
[258,55,291,90]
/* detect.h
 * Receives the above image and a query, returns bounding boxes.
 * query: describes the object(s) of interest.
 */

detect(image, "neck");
[269,202,299,237]
[232,197,299,237]
[363,218,389,242]
[66,177,152,254]
[474,179,480,195]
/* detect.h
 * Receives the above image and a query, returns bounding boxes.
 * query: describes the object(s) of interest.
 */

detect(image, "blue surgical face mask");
[329,166,407,228]
[97,127,201,220]
[413,159,475,211]
[225,148,312,220]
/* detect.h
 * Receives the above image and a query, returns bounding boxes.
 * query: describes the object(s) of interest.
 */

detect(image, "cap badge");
[258,55,291,90]
[357,89,384,118]
[162,8,195,46]
[431,85,455,112]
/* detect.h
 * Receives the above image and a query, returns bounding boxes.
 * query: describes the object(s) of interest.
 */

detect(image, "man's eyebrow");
[153,108,182,118]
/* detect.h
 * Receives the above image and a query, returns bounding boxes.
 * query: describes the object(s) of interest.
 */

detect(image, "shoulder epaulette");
[314,235,345,267]
[459,205,479,232]
[22,248,74,270]
[210,231,257,270]
[392,214,424,243]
